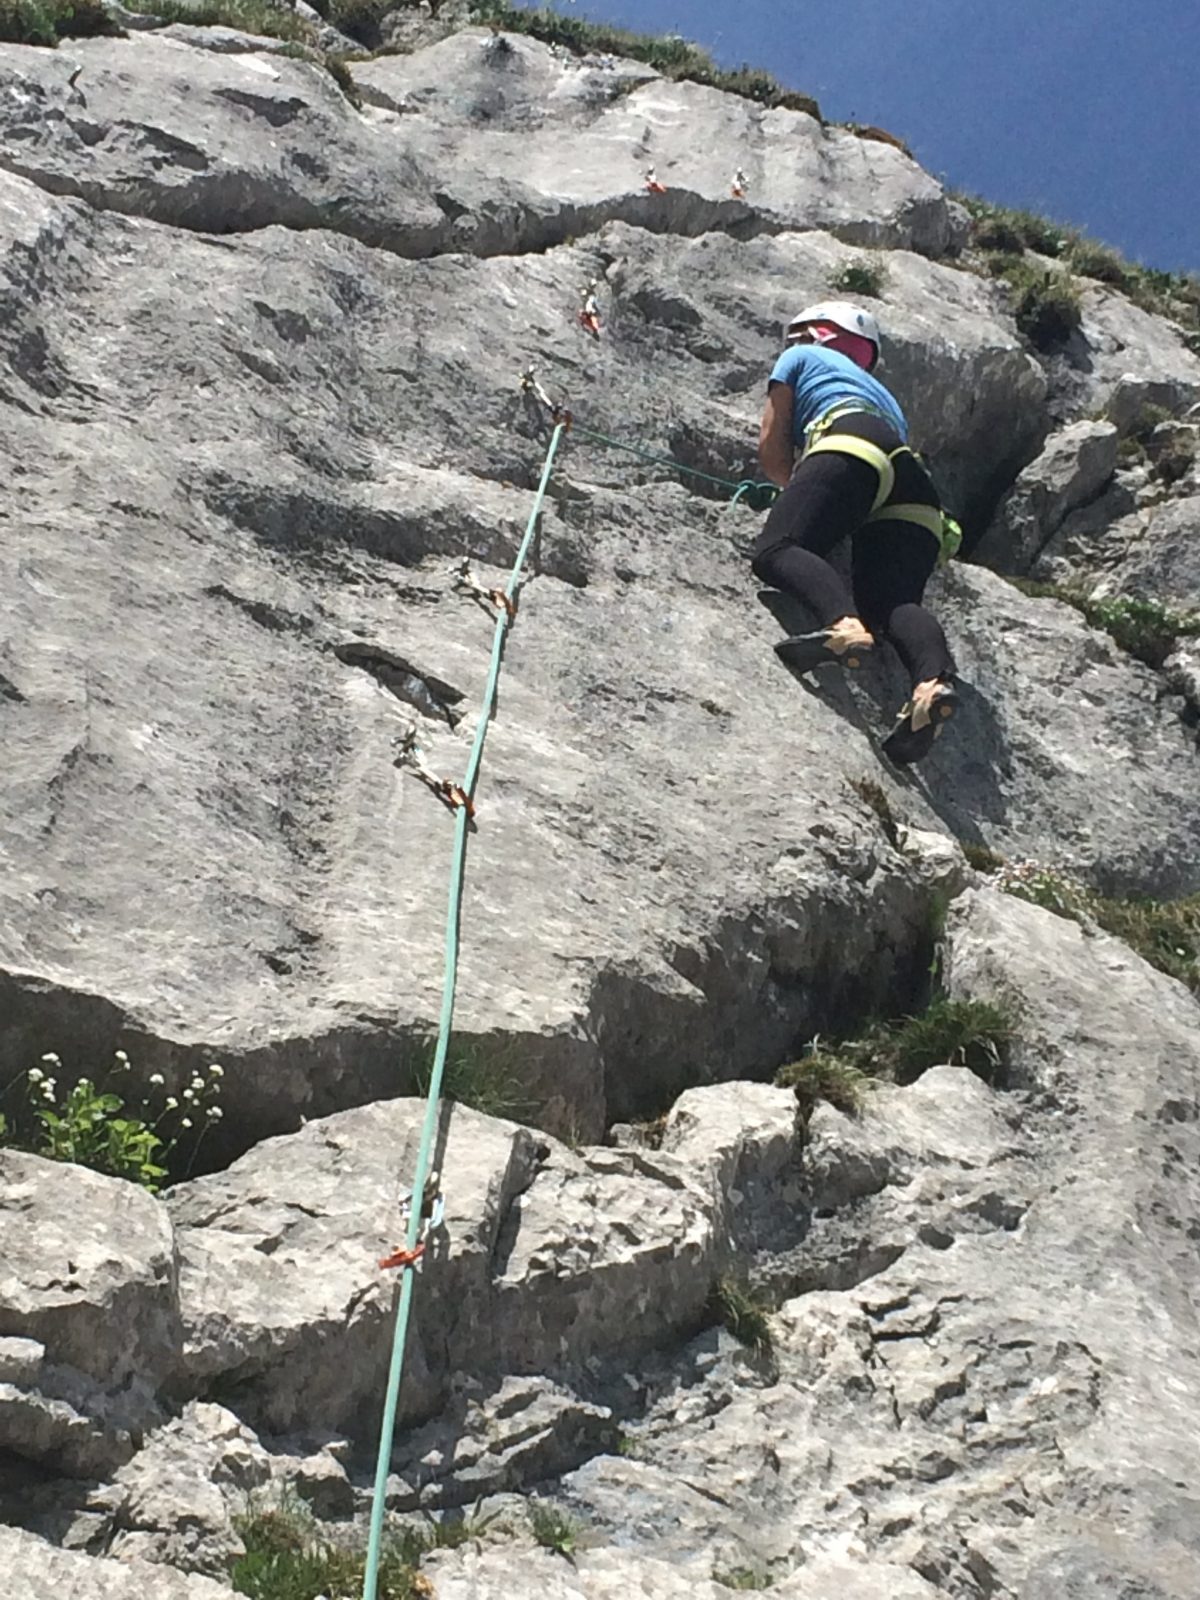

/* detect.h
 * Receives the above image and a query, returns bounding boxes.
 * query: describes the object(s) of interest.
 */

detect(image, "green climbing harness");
[801,403,963,565]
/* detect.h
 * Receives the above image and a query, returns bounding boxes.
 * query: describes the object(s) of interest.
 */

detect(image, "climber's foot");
[774,616,875,674]
[882,678,959,765]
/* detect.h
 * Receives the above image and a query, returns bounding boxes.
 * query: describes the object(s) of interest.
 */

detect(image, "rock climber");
[752,301,960,764]
[579,281,602,339]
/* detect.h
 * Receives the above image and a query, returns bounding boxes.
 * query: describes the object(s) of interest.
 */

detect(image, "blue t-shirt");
[769,344,908,444]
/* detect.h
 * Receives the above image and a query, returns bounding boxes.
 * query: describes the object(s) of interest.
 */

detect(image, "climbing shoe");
[774,627,875,674]
[882,682,960,765]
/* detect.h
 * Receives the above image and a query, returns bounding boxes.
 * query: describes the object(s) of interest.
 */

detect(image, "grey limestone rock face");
[513,888,1200,1600]
[104,1401,272,1575]
[2,15,1200,1598]
[164,1083,800,1437]
[0,1150,181,1475]
[0,1522,237,1597]
[975,418,1119,572]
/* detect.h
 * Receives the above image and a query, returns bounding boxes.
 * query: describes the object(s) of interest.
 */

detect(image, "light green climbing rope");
[361,419,569,1600]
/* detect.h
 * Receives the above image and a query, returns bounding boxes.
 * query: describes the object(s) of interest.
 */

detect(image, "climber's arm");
[758,381,795,487]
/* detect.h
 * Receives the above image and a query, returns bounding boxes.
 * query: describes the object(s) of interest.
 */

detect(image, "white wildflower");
[190,1075,205,1092]
[181,1117,193,1130]
[27,1067,44,1084]
[165,1096,179,1110]
[42,1085,55,1102]
[183,1088,196,1103]
[115,1050,130,1065]
[41,1053,60,1065]
[149,1073,165,1086]
[208,1063,224,1078]
[207,1106,223,1121]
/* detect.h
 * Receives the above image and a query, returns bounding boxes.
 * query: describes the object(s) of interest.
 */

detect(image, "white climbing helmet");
[785,301,882,367]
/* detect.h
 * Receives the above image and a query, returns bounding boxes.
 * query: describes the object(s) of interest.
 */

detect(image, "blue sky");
[515,0,1200,274]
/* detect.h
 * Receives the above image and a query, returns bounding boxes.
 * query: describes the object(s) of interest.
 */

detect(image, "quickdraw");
[394,729,478,818]
[452,557,518,624]
[379,1176,446,1273]
[520,368,573,430]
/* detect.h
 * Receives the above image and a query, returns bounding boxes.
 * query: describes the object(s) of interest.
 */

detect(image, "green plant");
[714,1568,775,1591]
[994,858,1095,921]
[961,841,1006,874]
[847,775,899,847]
[960,196,1065,258]
[1078,593,1200,668]
[775,1049,872,1117]
[232,1503,433,1599]
[886,997,1012,1085]
[996,259,1082,350]
[779,995,1014,1101]
[52,0,121,34]
[415,1502,504,1550]
[1065,234,1132,288]
[277,40,364,104]
[466,3,820,115]
[528,1501,582,1559]
[121,0,310,40]
[412,1039,535,1122]
[957,193,1200,341]
[993,861,1200,995]
[0,1051,225,1191]
[1090,894,1200,992]
[1010,579,1200,670]
[327,0,391,46]
[708,1275,774,1355]
[831,260,887,298]
[0,0,57,44]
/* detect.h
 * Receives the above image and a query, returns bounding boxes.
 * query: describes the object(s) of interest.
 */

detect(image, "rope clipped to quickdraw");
[361,419,569,1600]
[519,368,778,511]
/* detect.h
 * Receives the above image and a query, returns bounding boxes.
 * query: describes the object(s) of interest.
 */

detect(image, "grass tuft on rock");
[830,259,887,298]
[959,193,1200,342]
[277,39,365,103]
[714,1568,776,1591]
[709,1275,774,1355]
[0,0,121,43]
[527,1501,583,1559]
[995,861,1200,993]
[961,841,1007,874]
[984,256,1082,350]
[412,1039,536,1122]
[1010,579,1200,670]
[232,1505,432,1600]
[466,1,820,115]
[887,997,1012,1085]
[120,0,309,39]
[775,1050,872,1117]
[777,996,1015,1105]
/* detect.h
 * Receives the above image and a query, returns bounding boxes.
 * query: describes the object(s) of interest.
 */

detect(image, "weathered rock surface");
[0,1150,180,1475]
[975,418,1119,571]
[3,13,1200,1598]
[104,1402,272,1575]
[164,1083,798,1436]
[0,29,962,262]
[504,888,1200,1599]
[0,1521,236,1597]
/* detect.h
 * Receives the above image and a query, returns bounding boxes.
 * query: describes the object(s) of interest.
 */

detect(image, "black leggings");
[751,413,955,687]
